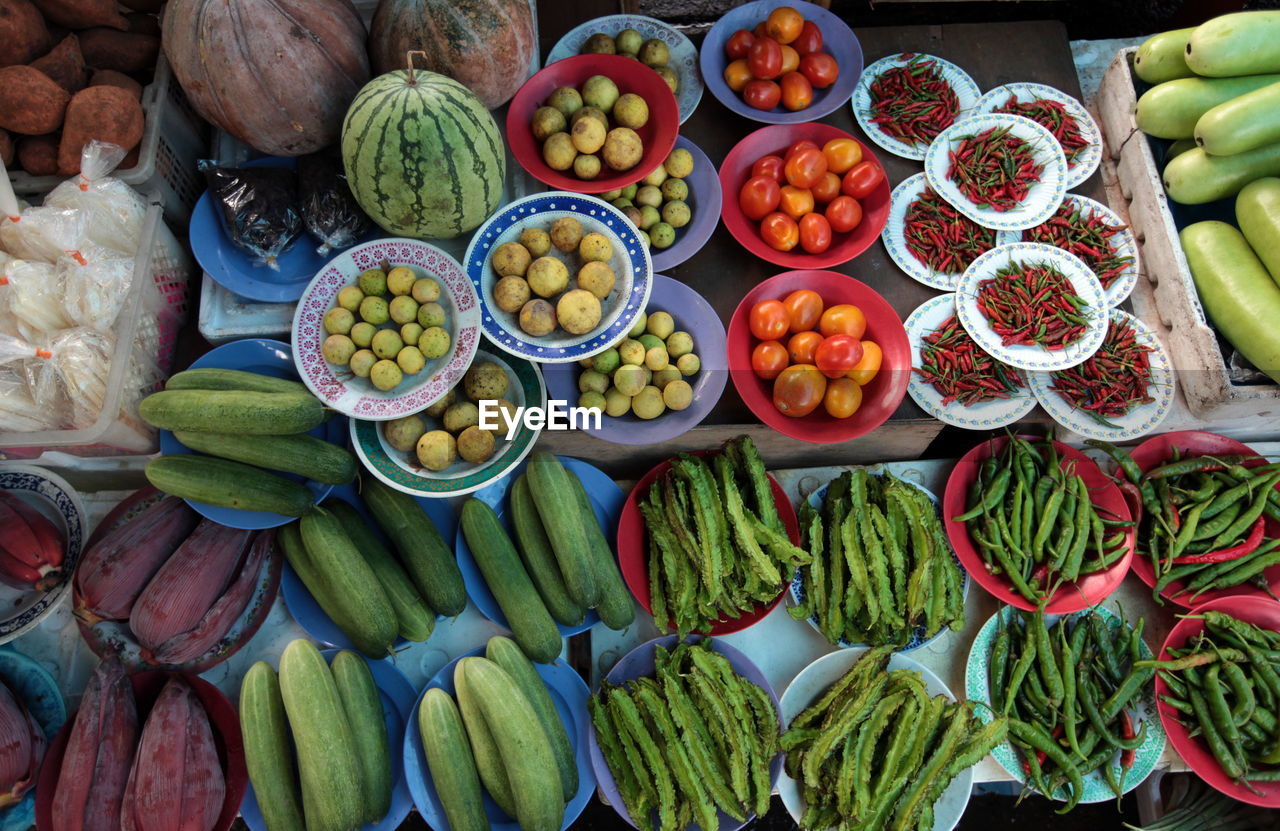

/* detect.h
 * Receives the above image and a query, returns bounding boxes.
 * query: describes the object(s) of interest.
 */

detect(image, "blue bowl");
[650,135,723,273]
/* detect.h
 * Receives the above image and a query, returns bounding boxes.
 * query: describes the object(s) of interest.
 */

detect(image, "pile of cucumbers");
[141,368,356,516]
[460,452,634,663]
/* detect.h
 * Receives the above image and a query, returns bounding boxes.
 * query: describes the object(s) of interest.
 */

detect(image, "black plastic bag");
[298,151,370,256]
[199,161,302,270]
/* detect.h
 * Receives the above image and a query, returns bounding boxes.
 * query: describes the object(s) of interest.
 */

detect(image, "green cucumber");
[139,389,325,435]
[1187,11,1280,77]
[418,689,488,831]
[362,477,466,617]
[166,368,311,396]
[453,660,518,818]
[526,453,598,607]
[330,651,392,824]
[509,474,585,627]
[456,657,564,831]
[564,471,635,631]
[278,522,343,630]
[326,500,436,642]
[144,455,315,516]
[485,636,577,801]
[460,498,562,664]
[1237,177,1280,286]
[1195,81,1280,156]
[278,639,364,831]
[172,430,356,485]
[1134,27,1196,84]
[239,662,306,831]
[298,509,398,658]
[1136,74,1280,139]
[1164,143,1280,204]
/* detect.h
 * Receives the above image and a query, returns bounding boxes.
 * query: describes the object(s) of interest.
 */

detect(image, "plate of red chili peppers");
[999,195,1139,308]
[1028,309,1173,442]
[924,113,1068,232]
[883,173,999,291]
[976,82,1102,191]
[905,294,1036,430]
[955,242,1107,371]
[852,52,982,161]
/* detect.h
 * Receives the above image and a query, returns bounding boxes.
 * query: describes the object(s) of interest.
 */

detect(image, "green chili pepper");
[1187,684,1244,781]
[954,468,1013,522]
[1009,719,1084,813]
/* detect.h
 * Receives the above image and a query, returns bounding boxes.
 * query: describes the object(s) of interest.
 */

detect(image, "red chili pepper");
[995,95,1090,167]
[903,187,995,275]
[1174,516,1266,564]
[869,54,961,145]
[1119,711,1136,770]
[914,315,1023,405]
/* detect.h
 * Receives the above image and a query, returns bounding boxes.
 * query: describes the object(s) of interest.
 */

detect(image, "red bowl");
[617,450,800,635]
[1156,595,1280,807]
[942,435,1135,613]
[36,669,247,831]
[726,270,910,443]
[718,123,890,268]
[1120,431,1280,608]
[506,54,680,194]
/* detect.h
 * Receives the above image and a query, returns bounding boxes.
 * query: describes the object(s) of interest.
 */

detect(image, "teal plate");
[0,646,66,831]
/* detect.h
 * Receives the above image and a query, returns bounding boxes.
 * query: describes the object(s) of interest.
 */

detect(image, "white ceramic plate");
[1028,308,1174,442]
[924,113,1068,231]
[976,82,1101,191]
[852,52,983,161]
[955,242,1107,371]
[905,294,1037,430]
[881,173,999,291]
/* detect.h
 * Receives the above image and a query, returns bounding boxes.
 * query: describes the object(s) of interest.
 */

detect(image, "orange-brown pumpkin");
[162,0,370,156]
[368,0,535,110]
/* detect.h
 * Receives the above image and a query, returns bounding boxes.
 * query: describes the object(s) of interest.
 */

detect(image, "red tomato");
[751,154,785,183]
[778,185,814,220]
[799,52,840,89]
[779,44,800,75]
[825,195,863,233]
[799,212,832,254]
[822,138,863,174]
[784,147,828,189]
[773,364,827,417]
[815,334,864,379]
[787,330,823,364]
[846,340,882,386]
[753,20,770,38]
[743,79,781,111]
[791,20,823,55]
[811,171,841,204]
[765,6,803,44]
[725,28,756,61]
[738,175,781,221]
[779,70,813,111]
[749,299,789,341]
[724,59,753,92]
[785,139,820,160]
[824,377,863,418]
[751,340,789,380]
[842,160,885,200]
[760,211,799,251]
[747,36,782,80]
[782,289,823,332]
[819,304,867,339]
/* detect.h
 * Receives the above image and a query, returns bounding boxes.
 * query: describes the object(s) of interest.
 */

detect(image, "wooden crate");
[1093,48,1280,421]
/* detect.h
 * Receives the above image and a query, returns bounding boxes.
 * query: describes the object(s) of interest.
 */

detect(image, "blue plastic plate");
[0,646,66,831]
[650,135,722,273]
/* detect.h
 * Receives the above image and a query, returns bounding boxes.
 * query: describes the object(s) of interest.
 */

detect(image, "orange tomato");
[823,377,863,418]
[822,138,863,174]
[778,69,812,111]
[759,211,799,251]
[779,44,800,75]
[787,330,823,364]
[819,304,867,339]
[782,289,823,332]
[765,5,803,44]
[751,340,789,380]
[811,171,841,204]
[784,147,828,189]
[773,364,826,417]
[749,299,789,341]
[847,340,882,386]
[778,185,815,220]
[723,59,753,92]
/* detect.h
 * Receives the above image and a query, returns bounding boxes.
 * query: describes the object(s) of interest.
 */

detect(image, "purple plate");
[651,136,722,273]
[541,275,727,445]
[589,635,783,831]
[699,0,863,125]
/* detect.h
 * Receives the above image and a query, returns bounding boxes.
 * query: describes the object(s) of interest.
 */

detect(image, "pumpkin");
[162,0,370,156]
[368,0,535,110]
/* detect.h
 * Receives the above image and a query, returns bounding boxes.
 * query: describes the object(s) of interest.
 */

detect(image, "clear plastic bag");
[0,334,58,433]
[200,161,302,270]
[298,151,369,257]
[58,245,135,331]
[0,207,87,264]
[2,258,71,339]
[26,327,116,430]
[43,141,148,256]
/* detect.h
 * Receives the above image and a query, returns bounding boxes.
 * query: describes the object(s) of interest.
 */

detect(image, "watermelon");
[341,69,505,239]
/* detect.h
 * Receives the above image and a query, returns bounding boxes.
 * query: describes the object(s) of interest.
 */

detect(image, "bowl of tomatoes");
[727,270,909,443]
[700,0,862,123]
[719,123,890,268]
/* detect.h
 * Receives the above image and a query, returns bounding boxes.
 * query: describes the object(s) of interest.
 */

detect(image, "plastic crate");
[7,56,207,228]
[0,200,194,459]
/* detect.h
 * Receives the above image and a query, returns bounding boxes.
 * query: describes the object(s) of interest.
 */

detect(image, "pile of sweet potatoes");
[0,0,163,177]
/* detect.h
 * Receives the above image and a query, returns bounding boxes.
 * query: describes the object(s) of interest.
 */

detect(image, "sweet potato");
[124,12,158,36]
[90,69,142,101]
[0,0,50,67]
[0,66,71,135]
[0,129,13,167]
[17,134,59,176]
[57,85,143,175]
[31,0,127,31]
[30,34,88,93]
[77,28,159,74]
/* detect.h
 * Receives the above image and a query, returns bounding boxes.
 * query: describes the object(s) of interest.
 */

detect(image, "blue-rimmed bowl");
[0,646,65,831]
[700,0,863,124]
[403,646,595,831]
[0,465,85,645]
[464,192,652,364]
[650,135,722,273]
[158,338,346,530]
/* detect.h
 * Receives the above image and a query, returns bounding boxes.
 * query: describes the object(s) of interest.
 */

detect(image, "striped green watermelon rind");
[342,70,506,240]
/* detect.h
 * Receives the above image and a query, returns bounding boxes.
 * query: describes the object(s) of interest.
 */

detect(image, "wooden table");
[534,16,1103,477]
